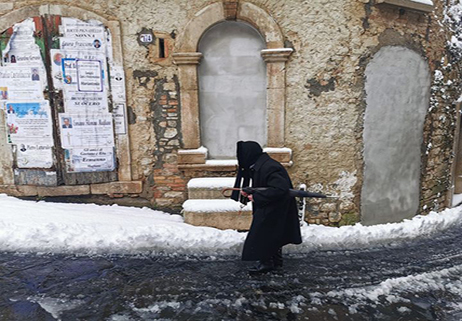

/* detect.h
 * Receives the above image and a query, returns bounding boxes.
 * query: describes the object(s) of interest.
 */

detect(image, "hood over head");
[237,141,263,170]
[231,141,264,204]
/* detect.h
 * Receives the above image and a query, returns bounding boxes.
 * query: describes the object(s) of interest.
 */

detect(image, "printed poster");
[113,102,127,134]
[64,147,115,172]
[110,64,126,102]
[59,112,114,148]
[6,101,53,145]
[76,60,103,92]
[16,144,53,168]
[0,66,44,101]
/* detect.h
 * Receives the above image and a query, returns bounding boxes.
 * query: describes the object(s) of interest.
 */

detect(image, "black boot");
[248,258,274,275]
[272,248,283,269]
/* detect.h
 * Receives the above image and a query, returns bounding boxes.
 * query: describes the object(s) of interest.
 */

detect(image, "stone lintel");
[172,52,203,65]
[376,0,433,12]
[91,181,143,195]
[261,48,294,63]
[37,185,90,197]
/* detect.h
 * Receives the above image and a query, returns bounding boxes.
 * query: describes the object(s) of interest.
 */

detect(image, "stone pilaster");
[172,52,202,149]
[261,48,293,147]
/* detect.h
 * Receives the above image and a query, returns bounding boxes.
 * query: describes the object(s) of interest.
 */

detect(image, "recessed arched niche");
[198,21,267,159]
[361,46,430,225]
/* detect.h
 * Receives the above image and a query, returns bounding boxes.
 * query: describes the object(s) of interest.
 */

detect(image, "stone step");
[182,199,252,230]
[187,177,236,199]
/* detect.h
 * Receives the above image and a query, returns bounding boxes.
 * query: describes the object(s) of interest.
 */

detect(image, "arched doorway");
[198,21,267,159]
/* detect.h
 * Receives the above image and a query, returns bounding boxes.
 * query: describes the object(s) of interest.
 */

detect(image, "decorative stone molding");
[261,48,294,62]
[175,2,291,160]
[178,147,207,164]
[172,52,203,65]
[376,0,434,13]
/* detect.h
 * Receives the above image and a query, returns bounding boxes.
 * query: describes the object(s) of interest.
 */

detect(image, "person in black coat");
[231,141,302,274]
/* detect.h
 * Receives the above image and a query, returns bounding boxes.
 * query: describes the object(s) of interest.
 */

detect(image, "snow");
[263,147,292,154]
[178,146,208,155]
[205,159,238,166]
[410,0,433,5]
[183,199,252,212]
[187,177,235,189]
[1,193,462,256]
[452,193,462,207]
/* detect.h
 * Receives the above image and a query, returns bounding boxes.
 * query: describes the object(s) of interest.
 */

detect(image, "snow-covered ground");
[1,193,462,257]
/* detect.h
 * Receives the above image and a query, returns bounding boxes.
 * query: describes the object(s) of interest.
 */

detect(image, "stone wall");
[0,0,459,225]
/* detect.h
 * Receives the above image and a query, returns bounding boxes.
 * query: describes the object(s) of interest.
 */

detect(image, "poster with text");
[6,101,53,145]
[16,144,53,168]
[59,112,114,148]
[0,66,44,101]
[64,147,115,172]
[113,102,127,134]
[76,59,103,92]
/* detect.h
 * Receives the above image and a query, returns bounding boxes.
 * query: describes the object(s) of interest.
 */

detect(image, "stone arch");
[0,4,131,181]
[175,2,284,52]
[174,2,292,161]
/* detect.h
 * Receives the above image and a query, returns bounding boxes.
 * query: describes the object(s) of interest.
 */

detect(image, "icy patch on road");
[318,264,462,315]
[0,194,462,256]
[28,296,84,320]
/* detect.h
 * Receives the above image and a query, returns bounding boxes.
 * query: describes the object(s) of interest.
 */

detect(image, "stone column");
[261,48,293,147]
[172,52,203,149]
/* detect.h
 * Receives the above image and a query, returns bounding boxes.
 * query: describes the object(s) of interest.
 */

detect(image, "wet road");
[1,224,462,320]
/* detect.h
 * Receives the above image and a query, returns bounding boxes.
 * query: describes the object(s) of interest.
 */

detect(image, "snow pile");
[295,206,462,252]
[321,264,462,314]
[0,194,462,256]
[0,194,245,256]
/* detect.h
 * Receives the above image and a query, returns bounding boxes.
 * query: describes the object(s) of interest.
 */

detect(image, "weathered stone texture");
[0,0,457,225]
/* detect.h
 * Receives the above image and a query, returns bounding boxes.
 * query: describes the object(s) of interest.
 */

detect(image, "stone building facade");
[0,0,460,227]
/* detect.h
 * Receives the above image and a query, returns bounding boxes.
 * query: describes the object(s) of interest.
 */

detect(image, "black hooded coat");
[232,141,302,261]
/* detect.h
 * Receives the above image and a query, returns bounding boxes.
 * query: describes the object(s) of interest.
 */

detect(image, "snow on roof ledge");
[376,0,433,12]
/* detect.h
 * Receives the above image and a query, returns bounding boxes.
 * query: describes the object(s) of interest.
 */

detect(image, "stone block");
[0,184,38,197]
[91,181,143,195]
[266,150,291,163]
[37,185,90,197]
[188,188,227,199]
[178,151,206,164]
[183,210,252,230]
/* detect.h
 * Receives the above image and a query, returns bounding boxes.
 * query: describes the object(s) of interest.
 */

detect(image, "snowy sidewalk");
[1,193,461,256]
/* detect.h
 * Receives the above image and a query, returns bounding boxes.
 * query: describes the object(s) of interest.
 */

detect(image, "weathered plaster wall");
[0,0,459,224]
